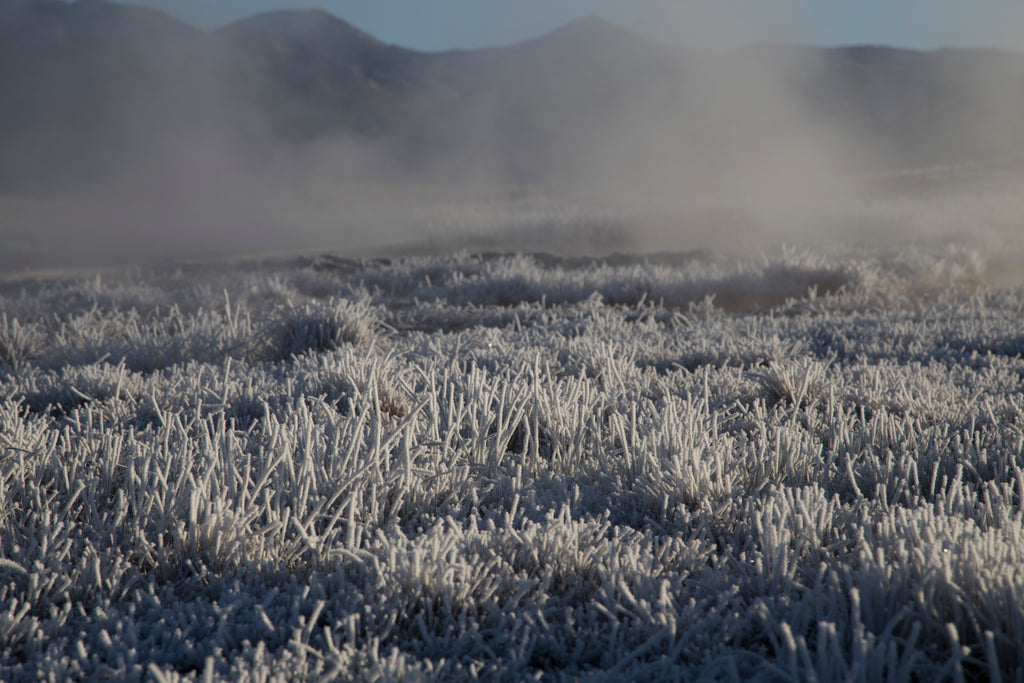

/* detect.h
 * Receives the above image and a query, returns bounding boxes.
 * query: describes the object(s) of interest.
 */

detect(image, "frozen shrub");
[0,314,43,368]
[16,362,141,418]
[374,380,412,419]
[747,358,830,408]
[309,367,411,420]
[272,298,380,361]
[226,391,270,430]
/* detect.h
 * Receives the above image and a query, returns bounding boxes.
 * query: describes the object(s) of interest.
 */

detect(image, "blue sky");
[133,0,1024,51]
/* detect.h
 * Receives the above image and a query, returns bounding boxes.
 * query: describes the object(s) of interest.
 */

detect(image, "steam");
[3,1,1024,272]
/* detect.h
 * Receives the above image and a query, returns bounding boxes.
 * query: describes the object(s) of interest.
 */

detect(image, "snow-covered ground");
[1,244,1023,680]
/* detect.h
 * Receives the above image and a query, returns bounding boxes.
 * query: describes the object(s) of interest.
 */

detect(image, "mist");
[2,0,1024,273]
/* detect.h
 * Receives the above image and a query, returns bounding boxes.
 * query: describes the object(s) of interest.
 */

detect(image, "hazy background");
[2,0,1024,272]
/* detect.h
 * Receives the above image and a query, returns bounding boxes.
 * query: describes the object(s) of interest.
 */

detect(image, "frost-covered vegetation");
[1,245,1023,681]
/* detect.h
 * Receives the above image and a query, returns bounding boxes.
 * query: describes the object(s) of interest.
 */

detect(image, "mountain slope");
[214,10,432,138]
[1,0,1023,195]
[0,0,207,189]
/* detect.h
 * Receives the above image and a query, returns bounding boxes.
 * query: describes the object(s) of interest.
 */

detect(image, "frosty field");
[2,244,1024,681]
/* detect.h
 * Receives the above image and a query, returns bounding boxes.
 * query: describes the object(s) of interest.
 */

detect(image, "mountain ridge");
[3,0,1024,195]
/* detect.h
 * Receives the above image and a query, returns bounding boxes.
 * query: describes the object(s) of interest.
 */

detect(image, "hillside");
[2,0,1024,195]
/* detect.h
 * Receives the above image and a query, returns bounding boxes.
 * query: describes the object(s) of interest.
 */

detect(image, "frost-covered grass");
[1,245,1023,680]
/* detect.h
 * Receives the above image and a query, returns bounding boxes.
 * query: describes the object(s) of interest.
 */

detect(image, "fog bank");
[2,1,1024,272]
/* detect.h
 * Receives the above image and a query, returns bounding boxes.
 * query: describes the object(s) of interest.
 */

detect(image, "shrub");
[746,358,830,408]
[272,298,380,361]
[0,314,42,368]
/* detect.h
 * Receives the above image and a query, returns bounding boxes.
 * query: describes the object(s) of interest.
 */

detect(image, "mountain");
[2,0,1023,196]
[0,0,206,189]
[418,16,690,182]
[214,10,431,138]
[774,44,1024,166]
[0,0,196,54]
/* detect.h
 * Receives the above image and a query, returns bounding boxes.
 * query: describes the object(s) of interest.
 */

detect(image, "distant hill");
[0,0,208,189]
[214,9,431,139]
[2,0,1023,195]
